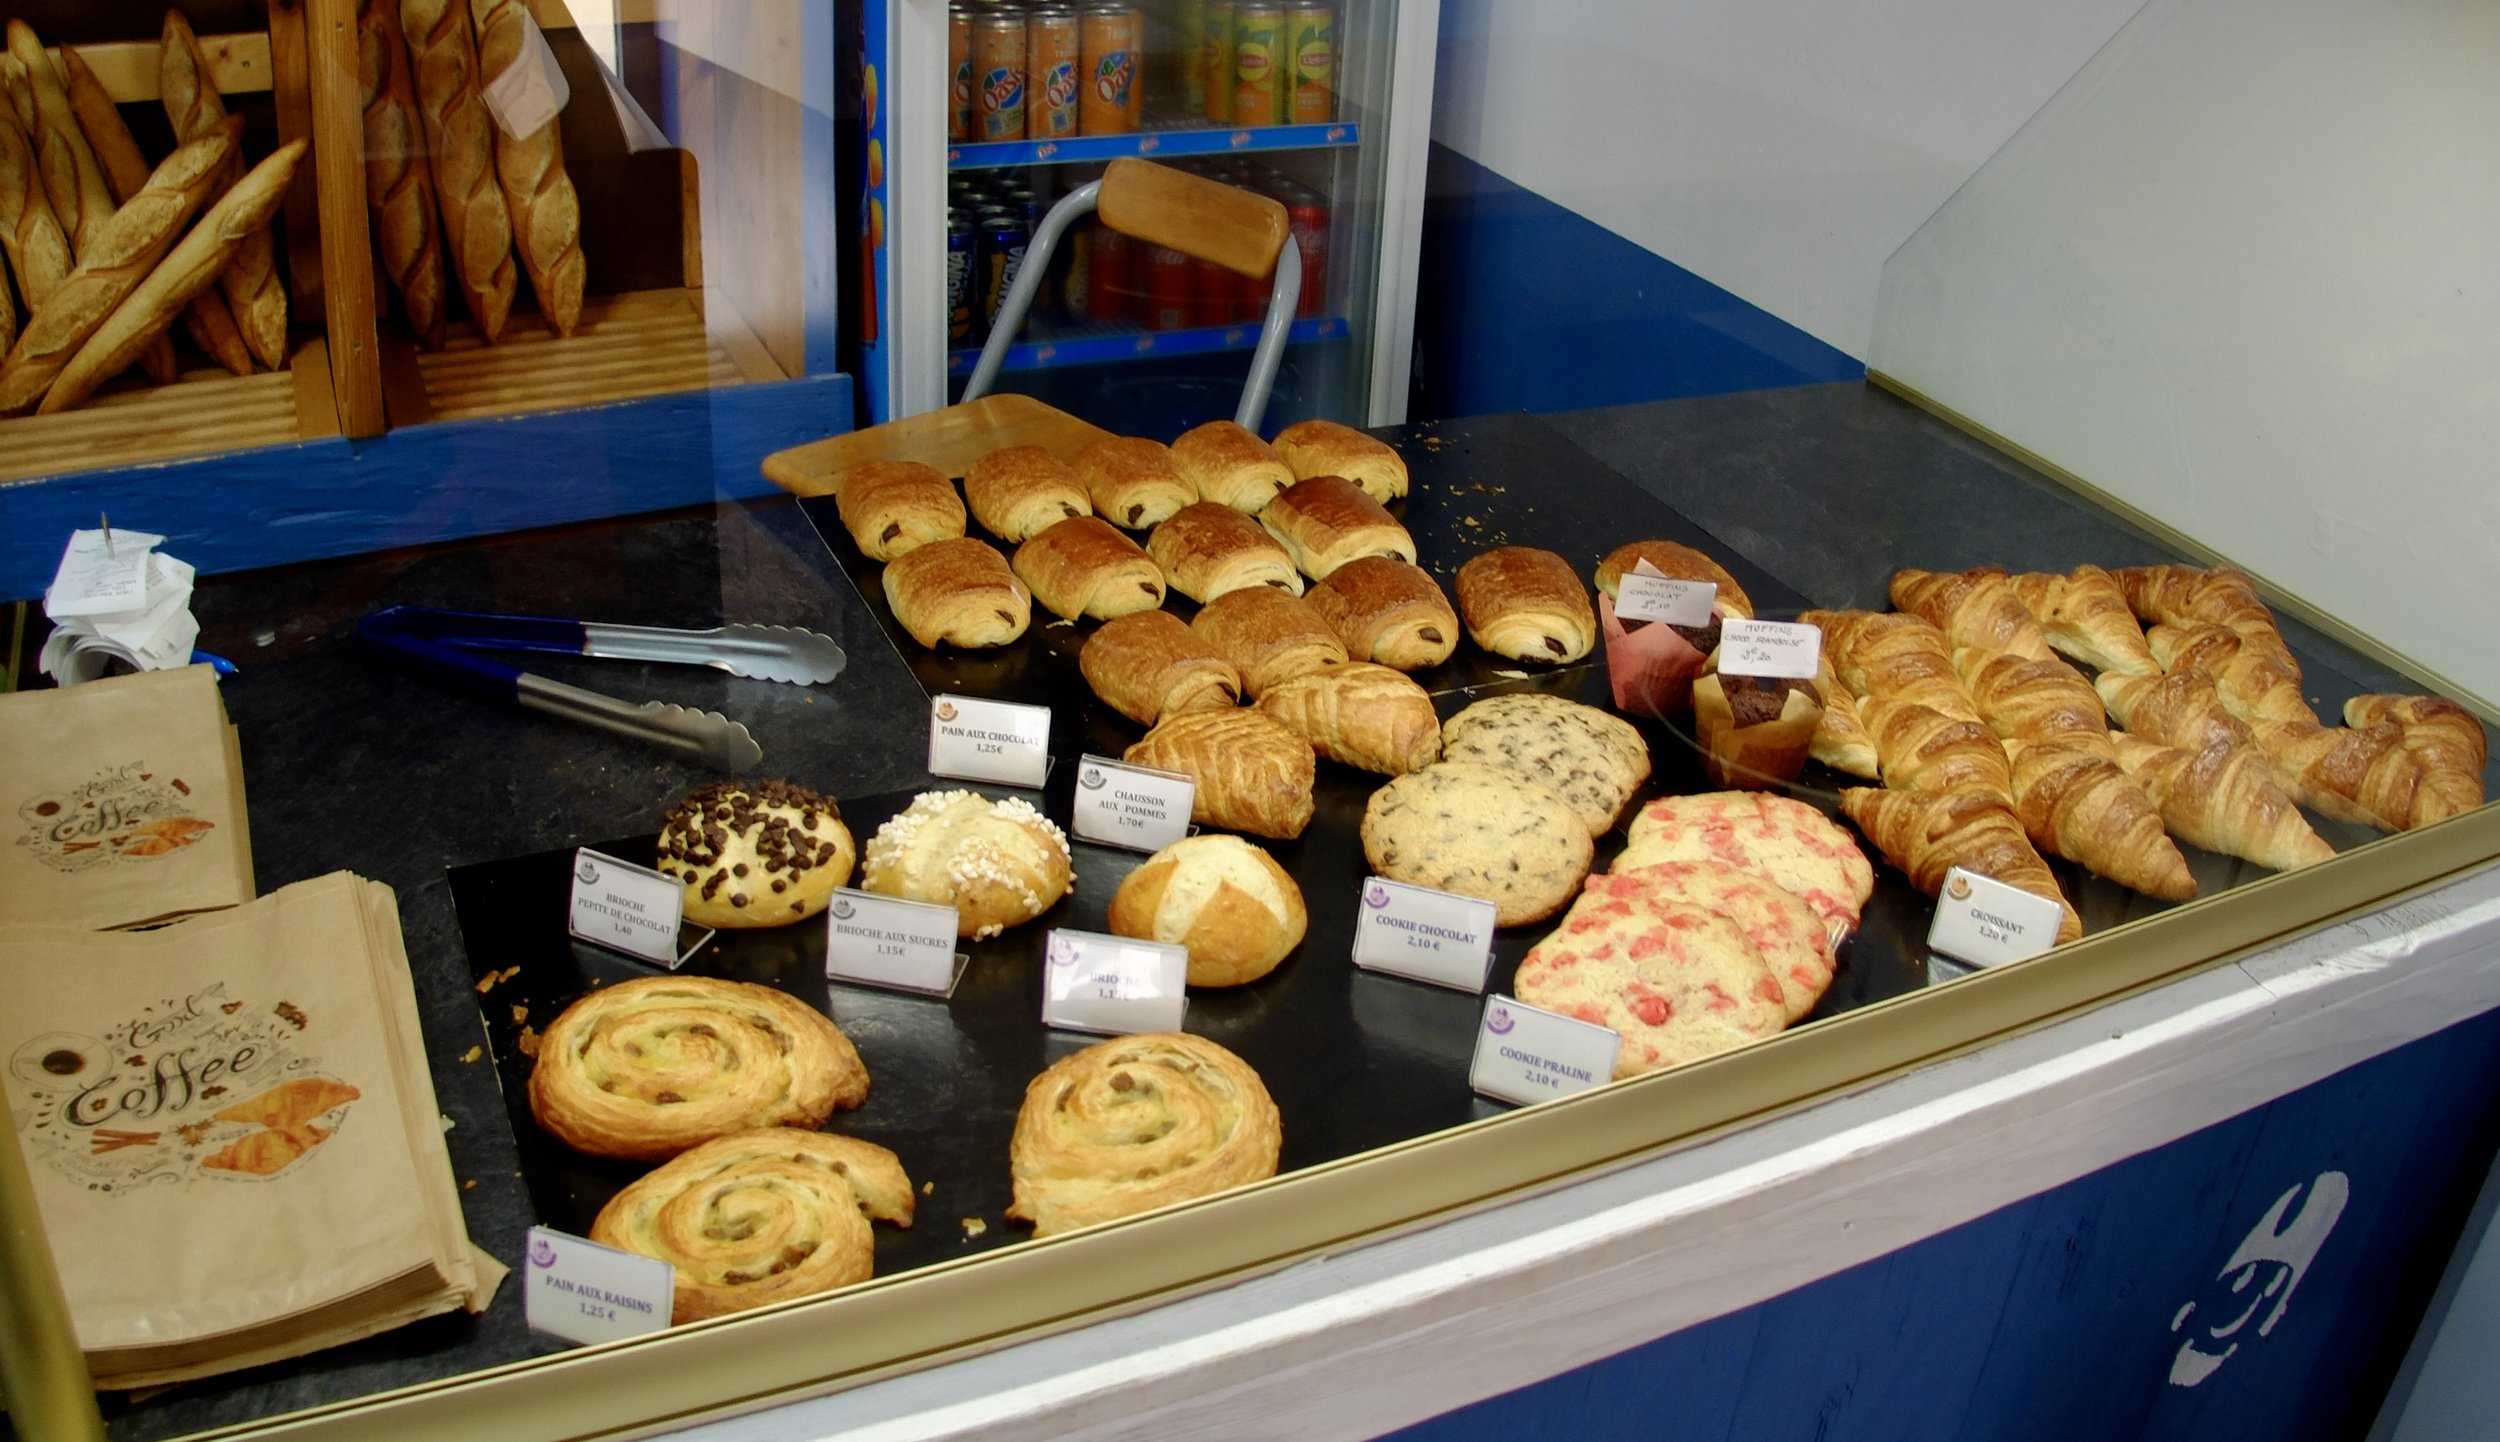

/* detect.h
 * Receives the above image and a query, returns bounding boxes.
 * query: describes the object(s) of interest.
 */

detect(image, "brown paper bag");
[0,874,492,1387]
[0,665,254,930]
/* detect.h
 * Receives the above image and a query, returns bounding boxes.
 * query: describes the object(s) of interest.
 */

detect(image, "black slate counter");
[0,382,2452,1439]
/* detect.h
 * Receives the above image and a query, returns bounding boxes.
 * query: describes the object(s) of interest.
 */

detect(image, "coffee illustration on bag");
[16,761,216,873]
[8,983,360,1191]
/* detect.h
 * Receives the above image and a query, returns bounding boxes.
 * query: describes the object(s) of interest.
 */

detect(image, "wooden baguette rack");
[0,0,779,484]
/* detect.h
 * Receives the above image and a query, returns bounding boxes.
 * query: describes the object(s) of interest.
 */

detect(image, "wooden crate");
[0,0,368,476]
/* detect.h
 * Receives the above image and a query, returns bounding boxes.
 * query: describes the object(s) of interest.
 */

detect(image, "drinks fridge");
[848,0,1438,438]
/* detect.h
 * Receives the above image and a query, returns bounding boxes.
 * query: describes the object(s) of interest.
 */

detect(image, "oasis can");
[1079,5,1140,135]
[948,7,974,142]
[972,13,1027,142]
[1027,9,1081,138]
[1201,0,1234,123]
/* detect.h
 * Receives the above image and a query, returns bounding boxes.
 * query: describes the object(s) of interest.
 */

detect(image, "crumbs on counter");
[474,965,522,994]
[460,1045,484,1063]
[509,1004,528,1025]
[921,1180,935,1196]
[960,1217,987,1238]
[516,1025,541,1058]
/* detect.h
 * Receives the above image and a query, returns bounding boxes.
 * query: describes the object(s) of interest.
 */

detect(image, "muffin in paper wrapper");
[1694,667,1826,790]
[1599,592,1712,718]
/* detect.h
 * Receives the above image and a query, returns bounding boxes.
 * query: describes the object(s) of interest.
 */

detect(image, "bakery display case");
[5,2,2500,1440]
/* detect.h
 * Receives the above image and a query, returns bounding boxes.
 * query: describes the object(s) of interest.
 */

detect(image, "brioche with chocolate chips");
[657,780,856,929]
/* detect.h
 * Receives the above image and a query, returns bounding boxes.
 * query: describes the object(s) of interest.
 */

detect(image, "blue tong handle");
[357,605,582,700]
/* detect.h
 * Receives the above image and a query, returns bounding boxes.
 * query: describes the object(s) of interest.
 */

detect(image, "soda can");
[1284,3,1333,124]
[1175,0,1207,116]
[1286,196,1328,318]
[1027,8,1081,139]
[972,13,1028,141]
[1190,257,1232,327]
[948,7,975,143]
[980,212,1031,331]
[1232,6,1284,127]
[1088,222,1133,324]
[1145,245,1194,331]
[948,213,981,346]
[1079,5,1140,135]
[1202,0,1234,123]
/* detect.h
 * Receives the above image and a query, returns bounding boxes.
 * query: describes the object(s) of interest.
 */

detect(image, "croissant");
[1839,787,2082,944]
[2111,564,2299,680]
[1963,652,2117,760]
[2251,719,2438,831]
[1862,695,2013,803]
[2003,739,2196,901]
[1809,657,1880,779]
[2008,564,2159,678]
[2095,670,2259,756]
[2112,734,2333,872]
[1889,567,2055,664]
[2145,623,2318,727]
[2344,694,2486,824]
[1805,609,1980,724]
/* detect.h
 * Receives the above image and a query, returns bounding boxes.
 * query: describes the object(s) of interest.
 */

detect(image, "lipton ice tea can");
[1202,0,1234,123]
[948,6,973,142]
[1079,5,1140,135]
[1233,6,1283,127]
[1028,8,1081,138]
[1175,0,1207,116]
[972,13,1027,142]
[1284,3,1333,124]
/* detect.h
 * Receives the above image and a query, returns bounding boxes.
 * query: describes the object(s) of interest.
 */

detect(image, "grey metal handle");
[962,178,1303,434]
[516,674,763,771]
[581,623,846,686]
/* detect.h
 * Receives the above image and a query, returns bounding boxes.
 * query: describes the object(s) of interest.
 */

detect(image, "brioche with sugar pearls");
[861,790,1073,939]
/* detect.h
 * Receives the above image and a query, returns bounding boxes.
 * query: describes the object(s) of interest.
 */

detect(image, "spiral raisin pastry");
[528,976,869,1161]
[591,1129,915,1323]
[1007,1033,1281,1237]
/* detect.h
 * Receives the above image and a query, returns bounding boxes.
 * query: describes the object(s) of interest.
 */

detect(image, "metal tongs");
[357,606,847,771]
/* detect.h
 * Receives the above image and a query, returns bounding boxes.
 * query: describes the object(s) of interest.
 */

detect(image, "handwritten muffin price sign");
[1719,619,1822,679]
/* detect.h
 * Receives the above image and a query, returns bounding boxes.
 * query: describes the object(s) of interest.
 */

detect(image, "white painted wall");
[1429,0,2144,359]
[1870,0,2500,706]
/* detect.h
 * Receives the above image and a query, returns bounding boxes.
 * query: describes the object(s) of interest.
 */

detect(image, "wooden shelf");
[384,288,783,427]
[0,345,338,484]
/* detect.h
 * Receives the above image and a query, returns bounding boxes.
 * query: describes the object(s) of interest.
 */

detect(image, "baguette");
[0,124,235,413]
[0,247,14,355]
[359,0,449,348]
[7,22,114,259]
[0,55,30,134]
[162,11,287,369]
[62,48,247,378]
[42,140,306,414]
[470,0,584,336]
[400,0,516,342]
[0,112,72,310]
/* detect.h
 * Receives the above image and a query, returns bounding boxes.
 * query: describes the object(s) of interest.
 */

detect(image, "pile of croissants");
[1797,562,2483,937]
[0,3,581,418]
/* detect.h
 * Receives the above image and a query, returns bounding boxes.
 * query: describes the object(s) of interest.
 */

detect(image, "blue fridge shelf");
[950,315,1350,374]
[950,121,1360,171]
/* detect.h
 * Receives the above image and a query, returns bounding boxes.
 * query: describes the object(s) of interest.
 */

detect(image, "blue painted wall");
[1384,1006,2500,1442]
[0,376,850,601]
[1407,145,1863,422]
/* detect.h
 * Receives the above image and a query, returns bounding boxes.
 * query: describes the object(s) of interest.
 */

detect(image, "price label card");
[1926,866,2066,967]
[1070,756,1195,852]
[567,849,706,968]
[927,694,1052,789]
[1719,618,1822,679]
[825,889,966,996]
[480,7,571,139]
[1350,877,1499,992]
[1468,995,1622,1106]
[1614,572,1716,627]
[524,1227,674,1344]
[45,528,161,619]
[1040,929,1188,1035]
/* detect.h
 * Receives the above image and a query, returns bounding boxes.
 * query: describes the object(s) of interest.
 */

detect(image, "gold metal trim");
[1865,368,2500,722]
[0,1097,105,1442]
[166,807,2500,1441]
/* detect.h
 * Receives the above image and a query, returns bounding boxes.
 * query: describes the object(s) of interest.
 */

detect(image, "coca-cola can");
[1286,197,1327,318]
[1088,223,1132,324]
[1145,245,1193,331]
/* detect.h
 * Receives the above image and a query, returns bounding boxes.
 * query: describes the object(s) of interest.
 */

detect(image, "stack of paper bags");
[0,874,503,1388]
[0,665,254,931]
